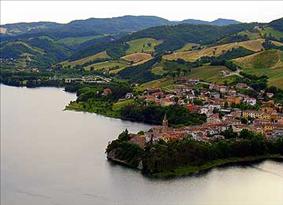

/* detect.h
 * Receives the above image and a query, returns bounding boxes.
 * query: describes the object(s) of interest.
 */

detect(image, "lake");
[1,84,283,205]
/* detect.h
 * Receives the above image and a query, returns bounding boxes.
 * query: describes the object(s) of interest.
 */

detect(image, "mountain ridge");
[1,15,241,37]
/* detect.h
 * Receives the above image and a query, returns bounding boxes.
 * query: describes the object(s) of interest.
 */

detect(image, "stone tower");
[162,113,168,132]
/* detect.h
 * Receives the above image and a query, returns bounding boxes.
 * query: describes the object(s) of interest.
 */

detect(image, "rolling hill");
[1,16,283,90]
[233,49,283,89]
[1,16,242,38]
[179,18,240,26]
[163,39,265,62]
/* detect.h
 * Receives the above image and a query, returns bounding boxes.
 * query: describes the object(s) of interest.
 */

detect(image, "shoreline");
[150,155,283,178]
[107,154,283,179]
[2,84,283,179]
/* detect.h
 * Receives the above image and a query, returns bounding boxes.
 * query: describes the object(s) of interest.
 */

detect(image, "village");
[124,78,283,148]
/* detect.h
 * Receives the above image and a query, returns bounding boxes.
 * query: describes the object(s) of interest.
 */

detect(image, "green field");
[126,38,162,54]
[234,49,283,89]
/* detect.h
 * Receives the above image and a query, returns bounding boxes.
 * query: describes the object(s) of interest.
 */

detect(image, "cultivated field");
[163,39,265,62]
[61,51,110,67]
[121,52,152,65]
[85,59,129,74]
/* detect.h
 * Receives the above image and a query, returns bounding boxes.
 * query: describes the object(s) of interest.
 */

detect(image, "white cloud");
[1,1,283,24]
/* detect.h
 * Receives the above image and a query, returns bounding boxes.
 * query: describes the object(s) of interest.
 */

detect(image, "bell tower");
[162,113,168,132]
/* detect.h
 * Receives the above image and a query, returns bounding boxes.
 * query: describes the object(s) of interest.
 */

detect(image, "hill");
[1,16,283,91]
[0,16,170,39]
[0,37,72,68]
[0,22,61,36]
[70,23,256,61]
[210,18,241,26]
[1,16,241,38]
[269,18,283,32]
[163,39,264,62]
[234,49,283,89]
[179,18,240,26]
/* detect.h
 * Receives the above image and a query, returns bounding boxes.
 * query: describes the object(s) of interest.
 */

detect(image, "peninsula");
[106,116,283,178]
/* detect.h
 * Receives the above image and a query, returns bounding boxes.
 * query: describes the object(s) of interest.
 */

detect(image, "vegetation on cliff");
[106,129,283,178]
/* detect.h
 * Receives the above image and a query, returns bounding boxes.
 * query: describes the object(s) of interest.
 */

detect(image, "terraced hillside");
[234,50,283,89]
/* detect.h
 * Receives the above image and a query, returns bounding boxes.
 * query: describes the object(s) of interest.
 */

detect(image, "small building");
[102,88,112,96]
[266,93,274,98]
[244,97,257,106]
[125,92,134,99]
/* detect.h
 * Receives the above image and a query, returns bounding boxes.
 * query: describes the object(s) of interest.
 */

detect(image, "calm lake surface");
[1,84,283,205]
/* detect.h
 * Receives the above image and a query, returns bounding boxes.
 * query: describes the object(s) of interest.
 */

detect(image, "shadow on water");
[107,158,283,182]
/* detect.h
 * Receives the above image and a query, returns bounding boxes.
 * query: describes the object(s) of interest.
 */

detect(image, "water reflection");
[1,85,283,205]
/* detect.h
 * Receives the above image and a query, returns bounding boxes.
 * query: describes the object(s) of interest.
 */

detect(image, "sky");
[1,1,283,25]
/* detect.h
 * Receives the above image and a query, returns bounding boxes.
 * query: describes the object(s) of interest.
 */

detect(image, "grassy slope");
[139,65,236,91]
[112,99,135,111]
[61,51,110,67]
[260,27,283,40]
[163,39,265,62]
[238,30,261,40]
[176,43,200,52]
[66,98,135,118]
[57,35,104,47]
[234,49,283,89]
[85,59,130,74]
[121,52,152,65]
[188,65,238,84]
[139,65,237,91]
[5,41,45,55]
[126,38,162,54]
[136,77,175,92]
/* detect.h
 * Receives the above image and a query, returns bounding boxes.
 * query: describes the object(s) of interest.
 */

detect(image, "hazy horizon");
[1,1,283,25]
